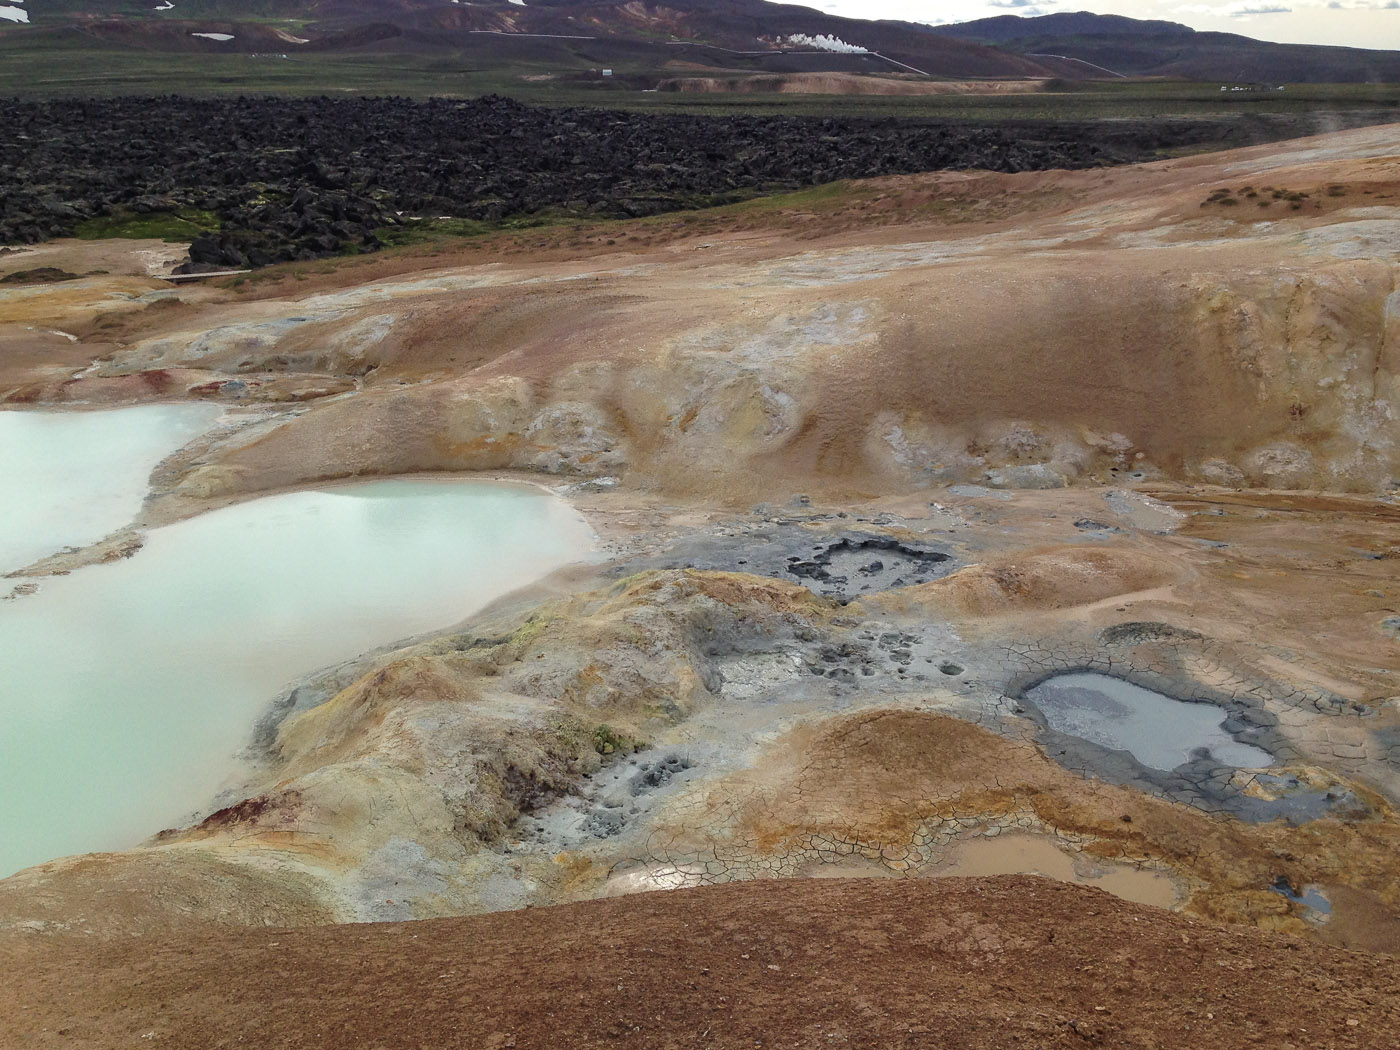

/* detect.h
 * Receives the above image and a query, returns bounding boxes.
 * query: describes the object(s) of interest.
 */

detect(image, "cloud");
[985,0,1058,11]
[1176,1,1291,14]
[1186,0,1400,12]
[845,0,1400,48]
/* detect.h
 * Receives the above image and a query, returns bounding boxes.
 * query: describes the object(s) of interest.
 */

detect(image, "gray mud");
[1000,623,1378,823]
[618,518,957,600]
[1023,672,1274,771]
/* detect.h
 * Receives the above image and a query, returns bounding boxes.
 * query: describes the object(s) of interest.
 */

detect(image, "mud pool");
[1023,672,1273,771]
[0,468,594,876]
[1274,878,1333,921]
[632,522,955,600]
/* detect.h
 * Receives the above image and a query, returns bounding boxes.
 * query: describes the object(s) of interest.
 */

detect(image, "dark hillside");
[14,3,1400,84]
[932,12,1195,43]
[0,0,1070,79]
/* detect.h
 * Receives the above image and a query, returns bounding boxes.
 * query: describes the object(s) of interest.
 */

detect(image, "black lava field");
[0,94,1276,269]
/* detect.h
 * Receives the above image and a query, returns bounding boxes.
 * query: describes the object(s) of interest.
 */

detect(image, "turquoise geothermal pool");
[0,407,594,876]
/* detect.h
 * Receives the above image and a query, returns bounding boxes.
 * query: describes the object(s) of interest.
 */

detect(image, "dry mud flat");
[4,124,1400,1043]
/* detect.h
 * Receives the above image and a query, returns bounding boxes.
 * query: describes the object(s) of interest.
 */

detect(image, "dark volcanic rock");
[0,94,1134,267]
[0,93,1345,269]
[0,266,83,284]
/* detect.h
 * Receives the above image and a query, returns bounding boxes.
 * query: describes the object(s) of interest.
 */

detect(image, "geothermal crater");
[4,122,1400,1047]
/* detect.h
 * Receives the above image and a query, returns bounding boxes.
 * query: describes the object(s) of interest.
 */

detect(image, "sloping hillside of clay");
[7,125,1399,503]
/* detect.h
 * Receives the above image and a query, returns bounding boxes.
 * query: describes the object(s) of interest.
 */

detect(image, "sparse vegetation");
[0,266,83,283]
[1203,185,1316,209]
[73,208,220,242]
[592,724,644,757]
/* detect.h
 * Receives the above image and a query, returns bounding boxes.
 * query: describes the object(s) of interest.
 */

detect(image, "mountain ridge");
[8,1,1400,83]
[927,10,1400,82]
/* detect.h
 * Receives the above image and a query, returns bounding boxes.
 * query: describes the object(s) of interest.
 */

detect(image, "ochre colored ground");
[6,877,1398,1049]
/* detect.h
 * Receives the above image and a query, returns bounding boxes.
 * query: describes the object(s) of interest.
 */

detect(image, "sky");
[808,1,1400,50]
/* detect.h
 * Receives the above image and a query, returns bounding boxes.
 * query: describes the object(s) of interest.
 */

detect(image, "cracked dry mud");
[5,123,1400,1047]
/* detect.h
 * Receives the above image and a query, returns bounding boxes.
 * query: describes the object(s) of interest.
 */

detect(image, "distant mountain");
[2,0,1077,80]
[927,10,1400,83]
[13,2,1398,84]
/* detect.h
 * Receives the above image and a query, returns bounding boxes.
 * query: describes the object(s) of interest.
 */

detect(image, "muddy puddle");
[931,833,1178,908]
[1273,877,1333,923]
[608,835,1177,910]
[784,535,951,597]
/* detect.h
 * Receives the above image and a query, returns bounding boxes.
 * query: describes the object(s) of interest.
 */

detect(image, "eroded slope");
[7,125,1400,501]
[5,877,1398,1050]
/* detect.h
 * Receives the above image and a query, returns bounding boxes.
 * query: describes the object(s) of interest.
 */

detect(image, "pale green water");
[0,404,223,574]
[0,475,594,877]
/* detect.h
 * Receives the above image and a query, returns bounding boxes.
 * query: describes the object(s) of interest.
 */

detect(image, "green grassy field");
[4,27,1400,124]
[72,208,220,241]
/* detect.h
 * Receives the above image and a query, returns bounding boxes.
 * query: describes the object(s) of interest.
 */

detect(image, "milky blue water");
[0,404,223,574]
[0,409,594,876]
